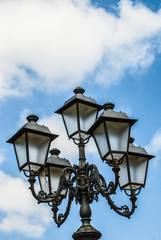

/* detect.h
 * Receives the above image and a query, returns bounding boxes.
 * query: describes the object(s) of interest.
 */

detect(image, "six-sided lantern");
[38,148,71,198]
[7,114,58,173]
[55,87,102,141]
[119,137,154,191]
[87,103,137,163]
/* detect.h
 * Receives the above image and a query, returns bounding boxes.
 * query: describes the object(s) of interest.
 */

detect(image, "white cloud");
[0,170,51,237]
[17,109,30,127]
[0,0,161,99]
[0,149,6,165]
[145,129,161,167]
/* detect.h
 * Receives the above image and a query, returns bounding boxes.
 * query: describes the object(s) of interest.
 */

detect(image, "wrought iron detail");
[28,150,137,227]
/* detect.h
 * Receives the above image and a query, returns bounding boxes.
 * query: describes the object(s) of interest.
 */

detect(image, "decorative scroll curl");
[28,161,138,226]
[52,188,75,227]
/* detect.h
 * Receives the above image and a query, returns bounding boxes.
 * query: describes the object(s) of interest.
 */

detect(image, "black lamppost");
[7,87,154,240]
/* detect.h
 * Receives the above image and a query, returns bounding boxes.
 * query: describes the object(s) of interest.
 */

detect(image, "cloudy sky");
[0,0,161,239]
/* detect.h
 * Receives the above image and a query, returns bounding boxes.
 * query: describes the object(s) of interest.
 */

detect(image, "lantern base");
[72,224,102,240]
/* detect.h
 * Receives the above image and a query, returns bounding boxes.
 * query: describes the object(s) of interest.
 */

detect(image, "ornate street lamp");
[7,87,154,240]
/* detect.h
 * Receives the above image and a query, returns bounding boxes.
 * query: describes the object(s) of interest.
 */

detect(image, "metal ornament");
[7,88,154,240]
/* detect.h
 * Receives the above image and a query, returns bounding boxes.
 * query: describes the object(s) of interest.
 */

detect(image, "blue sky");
[0,0,161,239]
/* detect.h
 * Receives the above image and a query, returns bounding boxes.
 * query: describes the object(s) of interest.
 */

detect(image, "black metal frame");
[7,116,58,172]
[27,139,138,240]
[10,132,53,172]
[55,87,102,141]
[119,153,153,191]
[58,101,101,140]
[88,116,136,163]
[7,91,154,240]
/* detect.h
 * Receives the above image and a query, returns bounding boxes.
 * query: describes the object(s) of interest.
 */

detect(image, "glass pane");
[39,168,50,194]
[22,164,43,172]
[63,104,78,137]
[124,184,141,190]
[49,167,70,197]
[105,153,124,161]
[106,122,129,152]
[49,167,63,194]
[119,157,129,188]
[14,133,27,168]
[129,155,147,185]
[28,133,50,170]
[93,123,108,158]
[79,103,97,132]
[72,132,91,141]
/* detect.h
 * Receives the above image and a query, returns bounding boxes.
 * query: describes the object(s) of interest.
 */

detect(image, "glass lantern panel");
[23,164,42,172]
[49,167,63,194]
[49,167,70,197]
[93,123,109,158]
[79,103,97,132]
[129,155,148,185]
[28,133,50,171]
[73,132,91,141]
[124,184,141,190]
[63,104,78,137]
[105,153,124,161]
[119,156,129,188]
[106,122,129,152]
[39,168,50,194]
[14,133,27,169]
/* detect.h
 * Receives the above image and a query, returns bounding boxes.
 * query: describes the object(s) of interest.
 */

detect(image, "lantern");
[55,87,102,141]
[119,137,154,191]
[87,103,137,163]
[39,148,71,198]
[7,114,58,173]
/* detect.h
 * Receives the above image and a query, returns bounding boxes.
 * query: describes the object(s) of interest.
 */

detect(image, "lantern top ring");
[27,114,39,123]
[73,87,85,95]
[103,102,115,110]
[50,148,61,156]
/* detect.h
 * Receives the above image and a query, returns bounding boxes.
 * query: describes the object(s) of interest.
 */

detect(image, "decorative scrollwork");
[28,157,138,226]
[28,166,77,203]
[106,194,137,219]
[87,164,120,201]
[52,188,75,227]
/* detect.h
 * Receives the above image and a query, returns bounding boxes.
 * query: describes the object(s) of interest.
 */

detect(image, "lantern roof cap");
[87,103,137,135]
[47,148,71,168]
[55,87,102,114]
[7,114,58,143]
[101,102,134,122]
[128,138,154,159]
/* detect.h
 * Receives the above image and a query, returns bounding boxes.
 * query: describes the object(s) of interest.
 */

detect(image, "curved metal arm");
[88,164,120,198]
[28,166,77,203]
[51,188,75,227]
[28,175,54,203]
[105,194,137,219]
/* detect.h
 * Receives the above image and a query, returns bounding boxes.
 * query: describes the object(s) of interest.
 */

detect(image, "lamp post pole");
[7,87,154,240]
[73,140,101,240]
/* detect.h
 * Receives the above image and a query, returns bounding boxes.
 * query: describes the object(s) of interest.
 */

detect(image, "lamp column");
[72,140,101,240]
